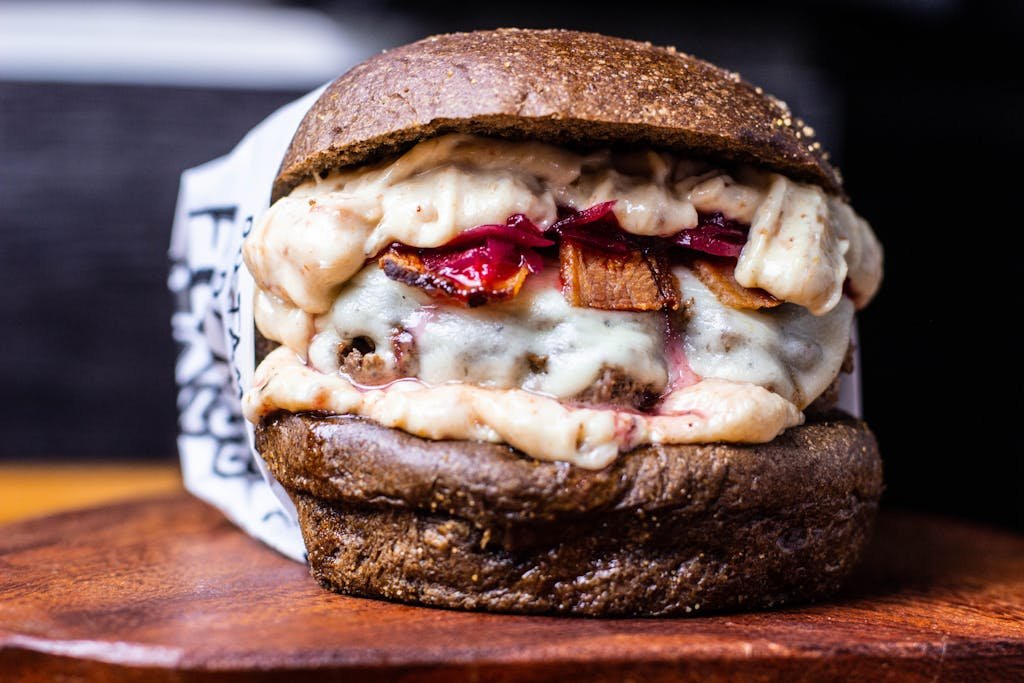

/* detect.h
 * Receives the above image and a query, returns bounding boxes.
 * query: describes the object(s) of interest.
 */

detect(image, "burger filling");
[242,134,881,468]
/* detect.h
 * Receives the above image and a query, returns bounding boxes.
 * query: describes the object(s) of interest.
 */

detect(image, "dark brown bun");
[257,413,881,616]
[272,28,840,202]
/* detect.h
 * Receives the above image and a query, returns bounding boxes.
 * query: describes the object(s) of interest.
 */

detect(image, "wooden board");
[0,493,1022,682]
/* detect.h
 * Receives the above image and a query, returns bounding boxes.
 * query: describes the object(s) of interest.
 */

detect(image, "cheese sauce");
[242,134,881,466]
[244,346,802,469]
[244,134,881,316]
[307,267,668,398]
[248,261,846,466]
[677,267,853,409]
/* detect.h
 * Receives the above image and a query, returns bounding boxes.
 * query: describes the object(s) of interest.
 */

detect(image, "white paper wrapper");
[168,87,863,562]
[168,87,325,561]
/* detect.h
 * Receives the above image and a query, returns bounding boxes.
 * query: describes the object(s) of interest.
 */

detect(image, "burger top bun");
[272,28,841,202]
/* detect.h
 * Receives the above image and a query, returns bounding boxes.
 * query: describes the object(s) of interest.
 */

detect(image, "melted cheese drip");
[244,346,802,469]
[736,175,847,315]
[677,267,853,409]
[307,267,668,398]
[248,262,852,465]
[244,134,881,316]
[829,196,884,308]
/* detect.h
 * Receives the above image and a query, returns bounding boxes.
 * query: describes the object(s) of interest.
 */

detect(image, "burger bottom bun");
[256,413,881,616]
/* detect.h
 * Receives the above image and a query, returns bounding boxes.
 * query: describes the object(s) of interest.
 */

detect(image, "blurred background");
[1,0,1020,530]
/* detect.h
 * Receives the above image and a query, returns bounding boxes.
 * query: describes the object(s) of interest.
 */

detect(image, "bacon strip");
[688,257,780,310]
[559,240,679,311]
[379,247,530,307]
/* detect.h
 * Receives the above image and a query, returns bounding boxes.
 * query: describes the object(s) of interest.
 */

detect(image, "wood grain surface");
[0,493,1021,682]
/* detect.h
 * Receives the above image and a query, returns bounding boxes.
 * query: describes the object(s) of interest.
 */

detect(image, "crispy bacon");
[550,201,679,311]
[380,246,532,307]
[688,257,780,310]
[560,240,680,311]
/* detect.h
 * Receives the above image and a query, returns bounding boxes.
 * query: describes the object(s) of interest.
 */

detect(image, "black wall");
[0,83,303,458]
[822,6,1022,535]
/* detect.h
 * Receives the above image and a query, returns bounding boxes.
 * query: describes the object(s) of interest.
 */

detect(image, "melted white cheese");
[248,261,853,464]
[244,192,378,314]
[733,173,884,316]
[689,172,765,223]
[244,134,881,317]
[244,346,802,469]
[829,196,883,308]
[254,289,314,361]
[307,267,668,398]
[677,267,853,408]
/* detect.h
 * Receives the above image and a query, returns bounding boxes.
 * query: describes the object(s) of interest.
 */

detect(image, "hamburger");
[241,29,883,616]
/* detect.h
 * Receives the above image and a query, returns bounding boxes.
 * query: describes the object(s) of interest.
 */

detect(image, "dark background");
[1,1,1020,532]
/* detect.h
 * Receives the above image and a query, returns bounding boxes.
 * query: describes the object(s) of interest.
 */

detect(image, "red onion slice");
[547,201,634,254]
[674,212,749,258]
[445,214,554,249]
[550,200,617,230]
